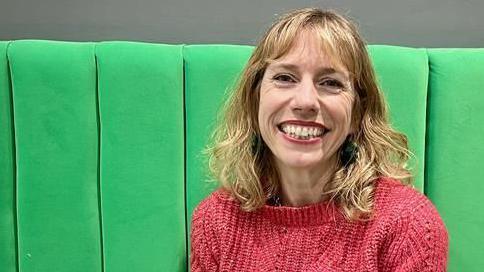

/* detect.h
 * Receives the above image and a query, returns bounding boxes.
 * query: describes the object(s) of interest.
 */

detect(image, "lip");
[278,120,326,129]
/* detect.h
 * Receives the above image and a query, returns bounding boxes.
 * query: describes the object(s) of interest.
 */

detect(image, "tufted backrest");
[1,40,483,272]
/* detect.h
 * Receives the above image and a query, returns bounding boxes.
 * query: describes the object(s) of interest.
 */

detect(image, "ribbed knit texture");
[190,178,448,271]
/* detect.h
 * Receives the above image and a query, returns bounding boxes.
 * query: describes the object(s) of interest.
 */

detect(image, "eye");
[319,78,345,93]
[321,79,344,88]
[272,74,296,83]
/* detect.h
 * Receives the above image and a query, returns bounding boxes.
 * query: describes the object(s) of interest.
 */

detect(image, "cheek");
[258,90,280,125]
[258,98,275,137]
[257,94,270,134]
[257,91,287,145]
[326,95,355,130]
[342,105,354,127]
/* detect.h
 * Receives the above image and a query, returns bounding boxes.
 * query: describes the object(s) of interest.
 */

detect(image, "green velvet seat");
[0,41,16,272]
[1,40,483,272]
[426,49,484,272]
[96,42,185,272]
[6,41,101,272]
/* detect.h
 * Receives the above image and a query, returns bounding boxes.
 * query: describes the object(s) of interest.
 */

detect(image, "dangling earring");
[340,136,358,166]
[251,133,263,156]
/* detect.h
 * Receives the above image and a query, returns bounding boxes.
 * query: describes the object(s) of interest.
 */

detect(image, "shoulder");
[373,178,449,268]
[192,187,239,214]
[373,177,445,224]
[191,188,240,229]
[190,188,238,258]
[190,189,239,270]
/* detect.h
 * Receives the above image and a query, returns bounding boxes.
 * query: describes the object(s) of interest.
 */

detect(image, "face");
[258,30,355,173]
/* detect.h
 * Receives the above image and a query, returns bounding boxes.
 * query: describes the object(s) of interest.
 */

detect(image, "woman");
[190,8,448,272]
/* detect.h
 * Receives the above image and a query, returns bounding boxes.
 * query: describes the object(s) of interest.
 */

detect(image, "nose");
[292,79,320,116]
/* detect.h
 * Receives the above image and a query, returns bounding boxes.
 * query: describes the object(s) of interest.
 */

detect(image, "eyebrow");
[270,63,346,76]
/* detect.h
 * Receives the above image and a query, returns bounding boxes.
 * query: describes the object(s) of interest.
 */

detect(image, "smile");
[277,121,327,141]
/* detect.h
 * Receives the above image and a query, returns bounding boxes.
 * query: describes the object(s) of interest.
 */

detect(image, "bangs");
[312,24,360,80]
[259,15,362,82]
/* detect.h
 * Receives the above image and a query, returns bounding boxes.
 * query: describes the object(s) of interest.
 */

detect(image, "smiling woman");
[190,8,448,272]
[258,29,356,207]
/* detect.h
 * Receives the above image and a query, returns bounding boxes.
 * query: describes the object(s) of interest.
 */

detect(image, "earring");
[251,133,263,156]
[340,137,358,166]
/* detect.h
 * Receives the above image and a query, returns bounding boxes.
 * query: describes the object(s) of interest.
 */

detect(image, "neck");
[275,157,337,207]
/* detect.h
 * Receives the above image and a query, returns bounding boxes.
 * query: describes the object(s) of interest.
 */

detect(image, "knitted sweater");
[190,178,448,272]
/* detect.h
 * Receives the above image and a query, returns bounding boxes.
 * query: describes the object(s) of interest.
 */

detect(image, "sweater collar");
[261,200,344,227]
[214,189,345,227]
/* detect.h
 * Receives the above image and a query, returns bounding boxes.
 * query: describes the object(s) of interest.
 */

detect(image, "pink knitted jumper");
[190,178,448,271]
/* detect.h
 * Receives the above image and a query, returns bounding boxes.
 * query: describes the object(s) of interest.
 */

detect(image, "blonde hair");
[206,8,412,221]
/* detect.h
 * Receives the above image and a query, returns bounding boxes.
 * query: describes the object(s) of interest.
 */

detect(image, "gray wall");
[1,0,483,47]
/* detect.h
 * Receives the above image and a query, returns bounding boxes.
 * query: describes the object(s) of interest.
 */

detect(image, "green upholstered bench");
[1,40,483,272]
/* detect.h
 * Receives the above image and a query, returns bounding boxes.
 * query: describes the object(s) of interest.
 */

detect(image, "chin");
[277,152,323,169]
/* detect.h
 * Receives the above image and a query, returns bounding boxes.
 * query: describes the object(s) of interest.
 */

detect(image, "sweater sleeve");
[381,195,449,272]
[190,201,219,272]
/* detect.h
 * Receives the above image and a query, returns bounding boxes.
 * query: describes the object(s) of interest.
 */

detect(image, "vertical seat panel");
[8,40,101,272]
[184,45,253,231]
[0,41,17,272]
[426,49,484,272]
[96,42,185,272]
[369,45,429,191]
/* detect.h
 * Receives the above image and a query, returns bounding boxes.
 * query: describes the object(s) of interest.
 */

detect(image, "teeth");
[280,124,324,139]
[302,127,308,136]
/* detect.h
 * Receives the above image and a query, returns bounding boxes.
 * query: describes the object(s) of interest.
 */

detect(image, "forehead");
[267,29,349,76]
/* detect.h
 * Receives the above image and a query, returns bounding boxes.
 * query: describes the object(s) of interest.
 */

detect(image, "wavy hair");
[205,7,412,221]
